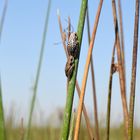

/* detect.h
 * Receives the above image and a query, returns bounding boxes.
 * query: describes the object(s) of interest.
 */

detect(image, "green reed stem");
[24,1,51,140]
[0,0,8,44]
[0,77,6,140]
[60,0,88,139]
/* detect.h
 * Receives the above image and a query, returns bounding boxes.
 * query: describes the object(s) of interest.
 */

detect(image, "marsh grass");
[0,78,6,140]
[25,0,52,140]
[0,0,8,43]
[57,13,93,139]
[74,0,104,139]
[0,1,140,140]
[60,0,88,139]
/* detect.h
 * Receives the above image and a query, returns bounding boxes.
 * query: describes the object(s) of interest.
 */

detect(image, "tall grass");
[128,0,139,140]
[86,7,100,140]
[60,0,88,139]
[0,78,6,140]
[0,0,8,43]
[74,0,104,139]
[24,0,51,140]
[106,39,116,140]
[111,0,128,139]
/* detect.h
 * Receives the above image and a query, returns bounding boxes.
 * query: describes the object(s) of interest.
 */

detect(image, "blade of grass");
[111,1,129,139]
[0,77,6,140]
[128,0,139,140]
[118,0,126,97]
[106,40,116,140]
[57,14,94,139]
[74,0,104,139]
[0,0,8,44]
[24,1,51,140]
[87,6,100,140]
[60,0,88,139]
[68,110,75,140]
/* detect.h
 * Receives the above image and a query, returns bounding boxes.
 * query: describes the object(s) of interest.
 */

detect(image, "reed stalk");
[74,1,104,139]
[60,0,88,139]
[106,40,116,140]
[24,1,51,140]
[128,0,139,140]
[0,0,8,44]
[111,0,129,139]
[87,7,100,140]
[0,78,6,140]
[118,0,126,95]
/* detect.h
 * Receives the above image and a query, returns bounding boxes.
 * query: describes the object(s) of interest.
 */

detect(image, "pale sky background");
[0,0,140,126]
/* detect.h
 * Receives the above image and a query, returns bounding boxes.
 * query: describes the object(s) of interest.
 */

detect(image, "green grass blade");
[0,0,8,44]
[60,0,88,139]
[68,111,75,140]
[0,78,6,140]
[24,1,51,140]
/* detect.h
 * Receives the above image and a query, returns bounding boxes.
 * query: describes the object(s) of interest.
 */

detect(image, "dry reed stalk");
[111,0,128,139]
[128,0,139,139]
[57,14,94,140]
[87,7,100,140]
[118,0,126,95]
[74,0,104,139]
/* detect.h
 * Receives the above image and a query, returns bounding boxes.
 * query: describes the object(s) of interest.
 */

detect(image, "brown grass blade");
[111,0,129,139]
[118,0,126,96]
[74,0,104,139]
[87,7,100,140]
[128,0,139,140]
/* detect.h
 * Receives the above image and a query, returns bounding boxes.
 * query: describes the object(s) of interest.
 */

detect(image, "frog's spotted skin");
[67,32,79,59]
[65,55,75,80]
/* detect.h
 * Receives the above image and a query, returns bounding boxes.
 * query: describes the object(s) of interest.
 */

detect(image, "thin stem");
[74,1,104,139]
[0,77,6,140]
[24,1,51,140]
[106,40,116,140]
[111,1,129,139]
[87,7,100,140]
[118,0,126,96]
[60,0,88,139]
[0,0,8,44]
[128,0,139,140]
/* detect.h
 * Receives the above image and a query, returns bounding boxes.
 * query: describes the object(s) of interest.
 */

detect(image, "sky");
[0,0,140,126]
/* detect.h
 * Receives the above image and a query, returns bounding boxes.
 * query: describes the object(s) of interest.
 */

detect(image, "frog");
[65,55,75,80]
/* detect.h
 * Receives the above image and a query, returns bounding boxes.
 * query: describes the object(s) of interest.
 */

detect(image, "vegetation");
[0,0,139,140]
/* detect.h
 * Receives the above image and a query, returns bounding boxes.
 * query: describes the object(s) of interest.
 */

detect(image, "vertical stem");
[87,7,100,140]
[74,1,104,139]
[106,41,116,140]
[0,78,6,140]
[128,0,139,140]
[60,0,88,139]
[24,1,51,140]
[0,0,8,44]
[111,1,129,139]
[118,0,126,96]
[68,110,75,140]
